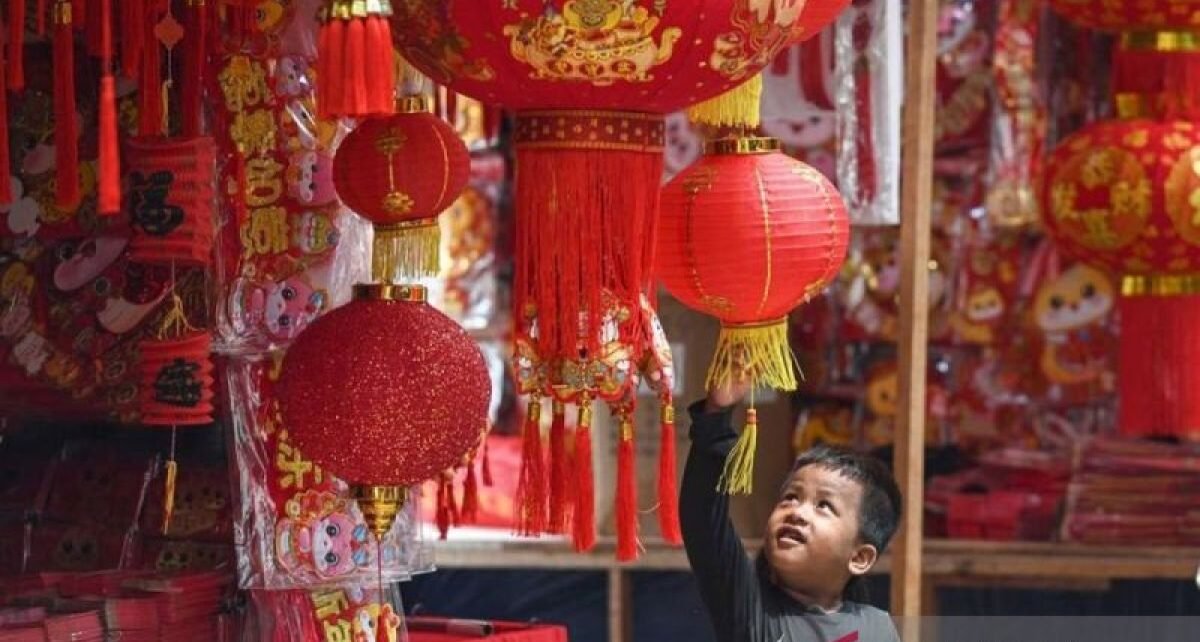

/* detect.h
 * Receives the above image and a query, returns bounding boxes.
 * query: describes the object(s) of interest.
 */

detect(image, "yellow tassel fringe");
[687,74,763,129]
[705,319,799,392]
[373,222,441,283]
[719,408,758,495]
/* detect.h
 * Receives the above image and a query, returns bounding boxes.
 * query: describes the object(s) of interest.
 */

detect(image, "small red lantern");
[126,137,218,267]
[1042,118,1200,439]
[657,137,849,492]
[333,96,471,280]
[279,284,492,537]
[138,331,215,426]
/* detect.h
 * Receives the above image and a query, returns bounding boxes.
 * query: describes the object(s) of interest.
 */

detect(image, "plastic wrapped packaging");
[210,50,369,356]
[224,355,432,590]
[833,0,902,225]
[249,584,407,642]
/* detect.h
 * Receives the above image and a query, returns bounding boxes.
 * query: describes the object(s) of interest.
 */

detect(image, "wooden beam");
[892,0,940,628]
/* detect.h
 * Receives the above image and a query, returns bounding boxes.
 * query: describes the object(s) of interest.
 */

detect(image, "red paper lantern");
[657,137,849,491]
[332,96,471,279]
[138,332,215,426]
[126,137,218,267]
[1042,118,1200,440]
[279,284,491,536]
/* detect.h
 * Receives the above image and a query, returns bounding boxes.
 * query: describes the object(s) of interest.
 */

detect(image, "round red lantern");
[126,137,218,267]
[1042,118,1200,439]
[333,96,471,280]
[279,284,491,537]
[657,137,849,491]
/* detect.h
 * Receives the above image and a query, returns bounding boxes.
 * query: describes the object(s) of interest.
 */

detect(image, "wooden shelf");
[431,537,1200,582]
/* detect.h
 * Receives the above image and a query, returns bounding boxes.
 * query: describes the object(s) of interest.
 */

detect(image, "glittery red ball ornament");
[279,286,491,487]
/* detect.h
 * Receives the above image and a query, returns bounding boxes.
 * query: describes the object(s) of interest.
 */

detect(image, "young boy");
[681,383,903,642]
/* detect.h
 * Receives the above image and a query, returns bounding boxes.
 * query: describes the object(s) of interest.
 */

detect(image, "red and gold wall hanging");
[213,53,347,350]
[332,95,471,281]
[657,137,849,493]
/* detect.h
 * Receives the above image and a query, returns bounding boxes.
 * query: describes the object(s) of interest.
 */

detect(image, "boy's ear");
[848,543,878,577]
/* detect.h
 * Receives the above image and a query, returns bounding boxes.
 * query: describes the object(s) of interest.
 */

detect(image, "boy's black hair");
[790,444,903,555]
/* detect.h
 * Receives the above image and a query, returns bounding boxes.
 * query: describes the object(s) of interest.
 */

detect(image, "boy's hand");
[704,349,752,412]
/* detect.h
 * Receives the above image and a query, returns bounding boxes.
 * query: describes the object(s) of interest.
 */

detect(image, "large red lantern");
[333,96,471,280]
[392,0,848,559]
[1042,119,1200,440]
[657,137,849,492]
[279,284,492,537]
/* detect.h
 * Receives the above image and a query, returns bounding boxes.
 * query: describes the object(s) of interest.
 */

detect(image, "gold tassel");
[687,74,763,130]
[161,458,178,535]
[372,220,441,283]
[706,318,798,392]
[719,407,757,495]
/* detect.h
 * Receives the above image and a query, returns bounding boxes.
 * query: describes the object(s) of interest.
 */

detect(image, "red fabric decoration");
[279,289,492,488]
[139,332,215,426]
[8,0,24,91]
[138,0,163,137]
[126,137,218,266]
[54,0,81,210]
[98,0,120,215]
[1041,118,1200,440]
[181,0,208,137]
[121,0,144,79]
[332,106,470,226]
[317,0,395,119]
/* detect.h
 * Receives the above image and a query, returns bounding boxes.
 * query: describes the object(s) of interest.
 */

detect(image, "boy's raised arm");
[681,400,766,641]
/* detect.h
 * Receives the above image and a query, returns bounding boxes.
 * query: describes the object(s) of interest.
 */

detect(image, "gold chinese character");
[240,206,290,258]
[218,56,270,112]
[322,619,352,642]
[245,157,284,208]
[310,589,349,621]
[230,110,277,157]
[276,440,316,490]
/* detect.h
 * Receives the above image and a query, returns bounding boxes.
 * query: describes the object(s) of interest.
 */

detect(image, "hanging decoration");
[657,137,849,493]
[391,0,830,558]
[53,0,81,210]
[332,95,471,281]
[138,309,215,427]
[126,137,218,266]
[1041,0,1200,440]
[279,284,492,539]
[317,0,396,118]
[98,0,120,215]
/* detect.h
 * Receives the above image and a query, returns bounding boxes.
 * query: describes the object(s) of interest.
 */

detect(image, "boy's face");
[764,464,879,602]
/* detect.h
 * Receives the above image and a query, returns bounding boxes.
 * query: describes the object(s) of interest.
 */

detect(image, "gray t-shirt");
[681,402,902,642]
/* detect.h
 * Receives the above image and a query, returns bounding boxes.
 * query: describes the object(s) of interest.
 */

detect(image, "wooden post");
[892,0,938,632]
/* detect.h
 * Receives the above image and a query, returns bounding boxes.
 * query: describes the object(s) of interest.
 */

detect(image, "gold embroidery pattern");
[503,0,682,84]
[1049,145,1150,252]
[1164,146,1200,247]
[374,128,415,216]
[514,111,665,152]
[710,0,806,81]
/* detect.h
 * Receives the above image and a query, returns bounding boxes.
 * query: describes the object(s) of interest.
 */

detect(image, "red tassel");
[657,403,682,545]
[84,0,102,56]
[317,17,344,119]
[363,15,394,114]
[181,0,207,137]
[515,398,547,536]
[53,1,80,210]
[375,606,390,642]
[37,0,46,37]
[9,0,25,91]
[481,435,493,487]
[547,400,570,534]
[0,22,10,205]
[71,0,84,30]
[121,0,143,79]
[435,479,451,540]
[572,400,596,552]
[97,0,118,215]
[1117,292,1200,440]
[138,1,161,137]
[461,460,479,524]
[615,413,639,562]
[1112,47,1200,120]
[344,18,368,115]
